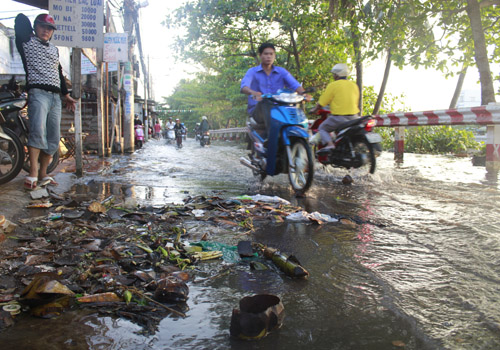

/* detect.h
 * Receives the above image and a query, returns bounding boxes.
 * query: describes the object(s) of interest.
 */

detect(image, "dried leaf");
[77,292,121,303]
[88,202,106,213]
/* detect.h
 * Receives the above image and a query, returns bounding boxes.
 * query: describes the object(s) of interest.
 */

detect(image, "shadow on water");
[2,139,500,349]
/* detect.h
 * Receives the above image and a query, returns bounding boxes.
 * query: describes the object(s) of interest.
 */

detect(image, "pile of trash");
[1,192,346,334]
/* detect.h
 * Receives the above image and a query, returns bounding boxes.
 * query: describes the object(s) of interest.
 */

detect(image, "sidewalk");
[0,155,114,228]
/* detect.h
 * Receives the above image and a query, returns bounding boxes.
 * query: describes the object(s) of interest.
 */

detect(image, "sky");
[1,0,497,112]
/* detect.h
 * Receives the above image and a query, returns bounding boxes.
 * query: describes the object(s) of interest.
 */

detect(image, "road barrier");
[209,127,247,141]
[374,104,500,168]
[209,104,500,169]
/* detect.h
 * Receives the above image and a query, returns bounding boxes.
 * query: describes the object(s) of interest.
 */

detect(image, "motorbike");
[310,107,382,174]
[0,79,25,185]
[166,128,175,145]
[240,89,314,193]
[195,131,201,142]
[0,78,59,178]
[200,131,210,147]
[175,128,184,149]
[135,124,145,149]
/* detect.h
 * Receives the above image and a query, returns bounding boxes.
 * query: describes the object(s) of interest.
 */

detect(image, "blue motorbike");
[240,90,314,193]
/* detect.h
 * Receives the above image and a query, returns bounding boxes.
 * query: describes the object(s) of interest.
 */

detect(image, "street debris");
[0,192,349,335]
[230,294,284,340]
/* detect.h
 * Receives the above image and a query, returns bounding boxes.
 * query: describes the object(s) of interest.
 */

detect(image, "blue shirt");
[241,64,301,114]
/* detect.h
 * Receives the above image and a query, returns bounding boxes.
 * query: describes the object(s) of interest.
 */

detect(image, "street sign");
[103,33,128,62]
[49,0,104,48]
[81,53,96,75]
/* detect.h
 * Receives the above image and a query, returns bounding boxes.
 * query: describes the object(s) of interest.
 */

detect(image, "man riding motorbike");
[173,118,185,148]
[240,42,307,139]
[309,63,360,153]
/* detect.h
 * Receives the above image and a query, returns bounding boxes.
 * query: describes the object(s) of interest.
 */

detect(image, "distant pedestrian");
[15,13,76,190]
[154,120,162,139]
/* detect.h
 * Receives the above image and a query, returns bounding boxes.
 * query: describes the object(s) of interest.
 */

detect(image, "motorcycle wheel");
[288,138,314,192]
[23,147,60,174]
[0,127,24,185]
[200,139,205,147]
[352,139,376,174]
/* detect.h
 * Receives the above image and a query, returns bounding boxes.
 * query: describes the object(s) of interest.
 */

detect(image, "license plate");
[365,132,382,143]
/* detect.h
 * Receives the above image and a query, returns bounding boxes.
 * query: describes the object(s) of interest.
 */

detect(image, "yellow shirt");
[318,79,360,115]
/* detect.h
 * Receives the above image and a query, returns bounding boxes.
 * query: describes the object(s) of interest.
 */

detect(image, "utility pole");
[71,48,83,176]
[96,46,105,157]
[123,0,136,153]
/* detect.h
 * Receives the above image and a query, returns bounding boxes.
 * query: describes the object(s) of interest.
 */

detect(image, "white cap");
[331,63,350,77]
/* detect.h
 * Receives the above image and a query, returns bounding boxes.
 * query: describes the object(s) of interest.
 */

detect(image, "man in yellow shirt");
[309,63,359,152]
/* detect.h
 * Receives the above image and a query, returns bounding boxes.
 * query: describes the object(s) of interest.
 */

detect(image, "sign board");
[123,73,133,92]
[107,62,118,72]
[103,33,128,62]
[49,0,104,48]
[81,53,96,75]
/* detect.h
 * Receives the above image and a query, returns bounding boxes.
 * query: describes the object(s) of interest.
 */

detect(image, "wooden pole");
[96,48,105,157]
[71,48,83,176]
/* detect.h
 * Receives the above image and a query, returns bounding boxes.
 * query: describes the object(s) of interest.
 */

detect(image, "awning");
[13,0,48,10]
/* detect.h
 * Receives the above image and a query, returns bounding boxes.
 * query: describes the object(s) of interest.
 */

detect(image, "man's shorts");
[27,88,62,155]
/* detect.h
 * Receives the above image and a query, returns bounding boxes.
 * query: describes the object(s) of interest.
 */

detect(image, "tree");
[426,0,500,105]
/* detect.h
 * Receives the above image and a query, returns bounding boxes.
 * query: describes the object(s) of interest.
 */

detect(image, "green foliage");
[378,125,482,154]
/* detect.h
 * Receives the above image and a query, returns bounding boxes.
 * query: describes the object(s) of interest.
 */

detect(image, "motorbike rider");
[240,42,307,139]
[173,118,185,146]
[199,116,210,145]
[309,63,360,152]
[134,114,142,126]
[200,116,210,133]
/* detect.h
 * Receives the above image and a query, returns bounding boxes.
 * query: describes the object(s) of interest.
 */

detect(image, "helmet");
[331,63,350,77]
[196,123,200,126]
[176,118,180,121]
[202,116,207,120]
[34,14,57,30]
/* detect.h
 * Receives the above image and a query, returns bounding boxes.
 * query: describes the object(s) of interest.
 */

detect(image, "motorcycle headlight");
[276,93,304,104]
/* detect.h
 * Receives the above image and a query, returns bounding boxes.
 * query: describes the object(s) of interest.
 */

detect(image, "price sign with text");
[49,0,104,48]
[103,33,128,62]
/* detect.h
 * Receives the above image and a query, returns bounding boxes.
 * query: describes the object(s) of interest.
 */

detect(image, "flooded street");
[2,138,500,350]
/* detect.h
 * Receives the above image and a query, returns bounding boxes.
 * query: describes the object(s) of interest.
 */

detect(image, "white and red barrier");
[373,104,500,127]
[374,104,500,168]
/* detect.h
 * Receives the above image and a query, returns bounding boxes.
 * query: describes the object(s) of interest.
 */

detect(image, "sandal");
[24,176,38,191]
[40,176,58,187]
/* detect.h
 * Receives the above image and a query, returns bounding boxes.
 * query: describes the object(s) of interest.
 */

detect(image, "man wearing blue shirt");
[241,43,305,136]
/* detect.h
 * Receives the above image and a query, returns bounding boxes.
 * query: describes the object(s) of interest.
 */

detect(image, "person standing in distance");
[240,42,306,137]
[15,13,76,190]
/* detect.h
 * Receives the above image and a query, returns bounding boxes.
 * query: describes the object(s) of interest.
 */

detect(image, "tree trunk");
[373,49,392,115]
[449,65,468,109]
[352,28,363,114]
[465,0,496,105]
[289,28,301,75]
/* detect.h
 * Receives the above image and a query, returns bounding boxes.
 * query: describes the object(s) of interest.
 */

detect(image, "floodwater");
[2,138,500,350]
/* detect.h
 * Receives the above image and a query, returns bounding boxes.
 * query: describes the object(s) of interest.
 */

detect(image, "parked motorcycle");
[0,78,59,177]
[200,131,210,147]
[310,107,382,174]
[135,124,145,149]
[240,89,314,193]
[0,80,25,185]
